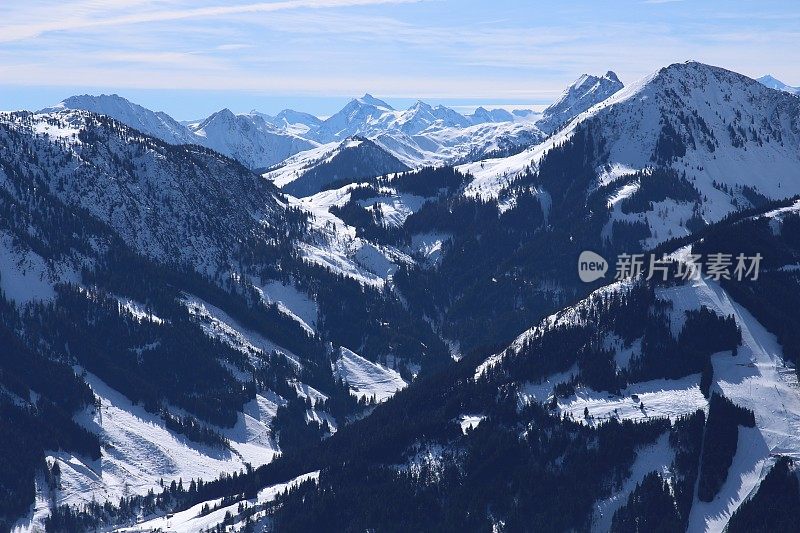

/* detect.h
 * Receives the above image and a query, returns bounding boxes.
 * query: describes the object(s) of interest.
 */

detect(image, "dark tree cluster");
[610,472,681,533]
[698,393,756,502]
[619,168,700,214]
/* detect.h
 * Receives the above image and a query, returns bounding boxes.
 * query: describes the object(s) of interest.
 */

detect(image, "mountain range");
[4,61,800,532]
[44,70,622,179]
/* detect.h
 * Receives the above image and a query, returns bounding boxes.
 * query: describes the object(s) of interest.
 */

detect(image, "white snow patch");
[291,380,329,405]
[524,375,707,424]
[516,366,578,405]
[409,232,451,266]
[0,233,58,304]
[334,347,408,402]
[117,297,164,324]
[458,414,486,434]
[254,280,318,334]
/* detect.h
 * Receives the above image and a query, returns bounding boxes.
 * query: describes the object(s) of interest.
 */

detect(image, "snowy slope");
[252,280,319,335]
[0,232,74,305]
[592,433,676,532]
[483,245,800,532]
[183,296,302,366]
[520,374,707,424]
[289,184,414,287]
[48,371,282,510]
[334,347,408,402]
[661,274,800,531]
[265,136,409,197]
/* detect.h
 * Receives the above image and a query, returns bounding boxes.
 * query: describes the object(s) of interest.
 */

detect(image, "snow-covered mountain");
[289,93,545,167]
[3,109,294,271]
[461,61,800,245]
[187,109,316,170]
[42,94,198,145]
[10,60,800,532]
[313,94,397,141]
[44,95,317,170]
[43,71,630,179]
[264,136,409,197]
[251,109,324,137]
[0,106,439,531]
[47,92,547,171]
[536,71,624,134]
[758,74,800,95]
[468,106,516,125]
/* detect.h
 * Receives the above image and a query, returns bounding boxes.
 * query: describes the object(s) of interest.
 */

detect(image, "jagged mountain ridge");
[45,92,546,171]
[44,70,626,179]
[3,109,292,271]
[536,70,624,134]
[41,94,198,146]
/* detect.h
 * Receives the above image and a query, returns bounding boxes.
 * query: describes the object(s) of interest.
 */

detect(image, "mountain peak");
[409,100,432,111]
[202,108,238,125]
[538,69,624,133]
[757,74,800,95]
[357,93,393,110]
[37,93,200,147]
[43,93,140,114]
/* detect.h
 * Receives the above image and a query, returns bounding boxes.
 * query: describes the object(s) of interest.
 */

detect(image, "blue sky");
[1,0,799,119]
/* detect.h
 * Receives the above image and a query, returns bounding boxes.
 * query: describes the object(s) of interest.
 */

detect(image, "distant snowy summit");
[536,70,624,134]
[758,74,800,95]
[41,94,197,146]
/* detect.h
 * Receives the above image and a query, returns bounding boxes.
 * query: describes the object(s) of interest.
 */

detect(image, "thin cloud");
[0,0,429,43]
